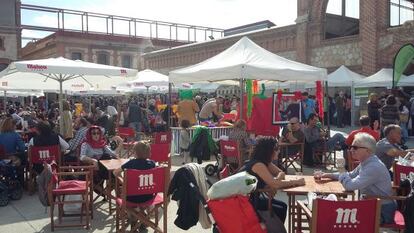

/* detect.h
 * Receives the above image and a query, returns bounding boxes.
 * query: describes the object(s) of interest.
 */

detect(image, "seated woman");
[28,121,69,173]
[80,126,117,195]
[242,136,305,223]
[0,117,26,184]
[80,125,117,168]
[229,119,253,162]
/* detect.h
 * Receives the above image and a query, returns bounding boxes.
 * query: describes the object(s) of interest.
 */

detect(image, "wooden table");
[282,175,355,233]
[99,159,129,214]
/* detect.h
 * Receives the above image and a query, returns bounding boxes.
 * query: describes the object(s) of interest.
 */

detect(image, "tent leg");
[239,78,244,120]
[351,81,355,127]
[3,90,6,115]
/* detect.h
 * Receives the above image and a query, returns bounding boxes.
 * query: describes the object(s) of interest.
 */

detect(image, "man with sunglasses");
[321,133,397,224]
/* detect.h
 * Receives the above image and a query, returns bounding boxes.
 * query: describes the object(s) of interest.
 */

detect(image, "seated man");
[280,117,304,156]
[344,115,380,169]
[303,113,346,166]
[376,124,414,177]
[322,133,397,224]
[65,117,90,163]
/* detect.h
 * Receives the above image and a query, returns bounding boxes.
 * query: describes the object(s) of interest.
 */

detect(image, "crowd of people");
[1,88,413,231]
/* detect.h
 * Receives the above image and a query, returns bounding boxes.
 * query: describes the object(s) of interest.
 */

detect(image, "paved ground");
[0,126,404,233]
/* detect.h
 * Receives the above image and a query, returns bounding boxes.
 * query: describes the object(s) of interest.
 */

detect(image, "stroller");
[0,160,23,206]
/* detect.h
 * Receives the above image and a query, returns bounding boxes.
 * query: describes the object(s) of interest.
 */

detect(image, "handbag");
[256,209,287,233]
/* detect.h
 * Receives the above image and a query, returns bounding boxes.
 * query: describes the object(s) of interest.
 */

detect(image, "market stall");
[170,36,327,137]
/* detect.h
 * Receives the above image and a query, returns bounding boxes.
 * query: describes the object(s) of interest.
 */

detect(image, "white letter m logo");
[39,150,50,160]
[336,208,358,224]
[139,174,154,188]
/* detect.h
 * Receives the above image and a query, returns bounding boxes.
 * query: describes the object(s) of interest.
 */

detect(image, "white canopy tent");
[170,36,327,117]
[170,36,327,84]
[354,68,412,88]
[0,57,137,131]
[306,65,365,88]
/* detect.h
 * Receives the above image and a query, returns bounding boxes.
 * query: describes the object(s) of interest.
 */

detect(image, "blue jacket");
[0,132,25,154]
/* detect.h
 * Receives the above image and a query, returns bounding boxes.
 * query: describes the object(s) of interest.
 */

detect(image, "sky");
[21,0,298,43]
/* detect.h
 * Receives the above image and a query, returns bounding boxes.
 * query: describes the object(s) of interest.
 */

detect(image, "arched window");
[122,55,132,68]
[325,0,360,39]
[97,52,109,65]
[390,0,414,26]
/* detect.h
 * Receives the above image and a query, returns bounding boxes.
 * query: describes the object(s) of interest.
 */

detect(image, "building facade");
[20,31,188,70]
[0,0,21,71]
[142,0,414,76]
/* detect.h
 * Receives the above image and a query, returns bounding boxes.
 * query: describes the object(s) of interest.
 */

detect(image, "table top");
[99,158,129,171]
[282,175,354,196]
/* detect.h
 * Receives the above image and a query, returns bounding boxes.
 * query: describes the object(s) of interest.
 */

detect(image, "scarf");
[83,125,107,149]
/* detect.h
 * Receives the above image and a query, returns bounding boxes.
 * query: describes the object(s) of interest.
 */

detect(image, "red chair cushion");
[382,210,405,229]
[116,193,164,208]
[53,180,87,195]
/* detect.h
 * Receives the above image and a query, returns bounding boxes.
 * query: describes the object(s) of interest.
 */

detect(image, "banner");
[272,92,302,125]
[393,43,414,87]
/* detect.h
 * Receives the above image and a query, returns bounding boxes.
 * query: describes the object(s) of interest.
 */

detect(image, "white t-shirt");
[107,106,118,117]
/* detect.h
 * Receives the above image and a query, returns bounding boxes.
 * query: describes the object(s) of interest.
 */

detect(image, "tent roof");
[354,68,413,88]
[128,69,169,87]
[327,65,364,86]
[169,36,327,84]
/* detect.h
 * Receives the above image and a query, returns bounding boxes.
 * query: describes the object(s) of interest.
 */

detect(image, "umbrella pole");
[3,90,6,115]
[59,76,64,134]
[146,86,149,108]
[168,83,172,129]
[351,81,355,127]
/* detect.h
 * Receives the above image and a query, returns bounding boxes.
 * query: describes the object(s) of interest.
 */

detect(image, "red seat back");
[124,167,166,196]
[220,140,240,158]
[118,127,135,139]
[150,143,170,164]
[154,132,171,144]
[393,162,414,187]
[311,198,380,233]
[30,145,60,164]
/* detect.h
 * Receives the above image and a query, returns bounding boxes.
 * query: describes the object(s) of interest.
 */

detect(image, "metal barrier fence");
[171,127,232,155]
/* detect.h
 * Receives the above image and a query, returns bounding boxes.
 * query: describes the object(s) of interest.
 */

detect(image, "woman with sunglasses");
[80,126,117,168]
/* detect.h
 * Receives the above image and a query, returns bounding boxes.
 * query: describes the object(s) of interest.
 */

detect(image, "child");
[113,141,157,231]
[113,141,155,203]
[180,120,191,165]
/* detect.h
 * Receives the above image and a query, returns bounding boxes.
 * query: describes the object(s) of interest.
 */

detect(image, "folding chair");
[58,165,95,219]
[48,164,93,231]
[150,143,171,169]
[297,198,381,233]
[117,127,137,157]
[115,167,168,233]
[313,136,338,167]
[28,145,61,194]
[279,142,304,173]
[153,132,172,144]
[219,140,242,175]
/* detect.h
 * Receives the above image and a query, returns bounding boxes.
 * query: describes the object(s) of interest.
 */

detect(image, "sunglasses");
[349,145,367,150]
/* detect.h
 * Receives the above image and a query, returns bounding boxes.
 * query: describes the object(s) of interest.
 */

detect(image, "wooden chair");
[220,140,242,175]
[279,142,304,173]
[48,164,93,231]
[150,143,171,169]
[115,167,168,233]
[117,127,137,157]
[153,132,172,144]
[58,165,95,219]
[297,198,381,233]
[313,135,338,167]
[28,145,61,194]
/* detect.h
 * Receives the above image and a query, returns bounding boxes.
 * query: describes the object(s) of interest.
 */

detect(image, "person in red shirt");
[344,115,380,169]
[346,115,380,146]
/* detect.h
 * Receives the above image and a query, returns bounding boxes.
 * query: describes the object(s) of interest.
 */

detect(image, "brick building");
[142,0,414,76]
